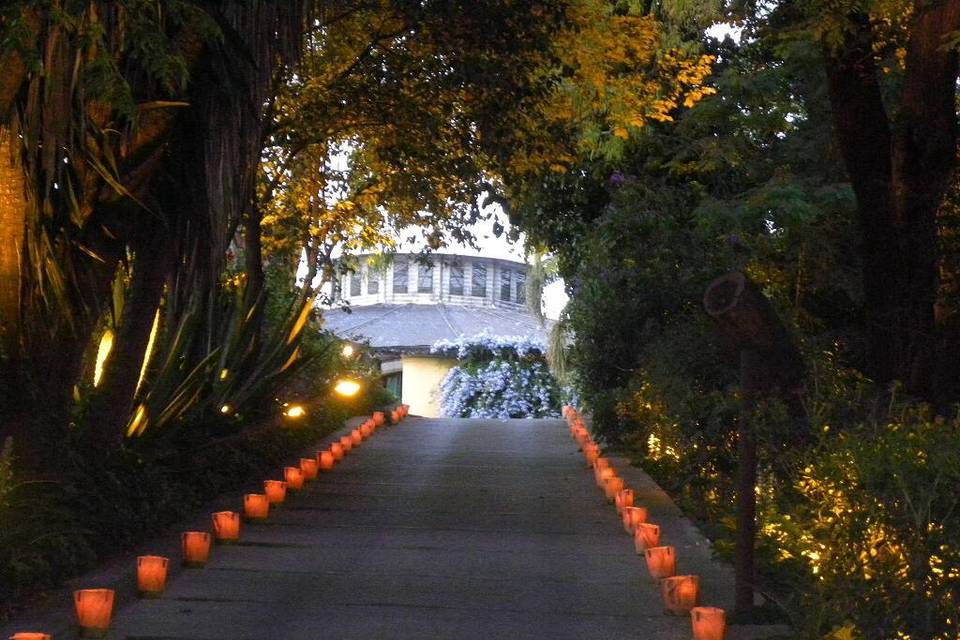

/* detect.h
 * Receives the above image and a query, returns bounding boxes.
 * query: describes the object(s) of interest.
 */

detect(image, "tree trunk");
[704,272,805,618]
[86,236,169,446]
[0,128,24,357]
[823,1,960,402]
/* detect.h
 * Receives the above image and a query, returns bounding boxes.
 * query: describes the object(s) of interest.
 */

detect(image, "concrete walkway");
[4,417,789,639]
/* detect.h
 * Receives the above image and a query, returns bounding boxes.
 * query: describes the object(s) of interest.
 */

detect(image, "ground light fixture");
[283,403,306,419]
[333,378,361,397]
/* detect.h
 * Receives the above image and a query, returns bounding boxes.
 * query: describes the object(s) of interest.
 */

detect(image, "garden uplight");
[662,575,700,615]
[136,555,168,598]
[334,379,361,397]
[74,588,114,638]
[341,343,356,358]
[691,606,726,640]
[283,403,306,419]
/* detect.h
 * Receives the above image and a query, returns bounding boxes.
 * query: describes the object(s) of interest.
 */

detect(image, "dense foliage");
[433,334,565,419]
[509,3,960,637]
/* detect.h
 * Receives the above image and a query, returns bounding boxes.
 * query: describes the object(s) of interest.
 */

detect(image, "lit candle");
[615,488,635,514]
[284,466,304,491]
[243,493,270,521]
[264,480,287,505]
[691,606,726,640]
[603,476,624,502]
[593,459,612,486]
[401,404,409,416]
[339,435,353,453]
[136,555,168,597]
[583,444,599,466]
[212,511,240,544]
[300,457,319,480]
[661,575,700,614]
[373,411,385,426]
[622,505,648,534]
[181,531,212,568]
[634,522,661,552]
[9,634,52,640]
[360,422,373,438]
[644,545,676,579]
[330,442,345,460]
[74,588,114,637]
[350,429,363,446]
[318,450,335,471]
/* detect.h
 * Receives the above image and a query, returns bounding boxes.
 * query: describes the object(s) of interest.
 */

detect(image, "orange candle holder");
[264,480,287,505]
[74,588,114,638]
[318,450,335,471]
[691,606,726,640]
[634,522,661,552]
[350,429,363,446]
[662,575,700,615]
[181,531,212,568]
[339,435,353,453]
[622,506,648,534]
[9,633,53,640]
[615,488,635,514]
[594,461,613,487]
[644,545,676,579]
[330,442,345,460]
[212,511,240,544]
[603,476,624,502]
[136,555,169,597]
[583,445,599,467]
[360,422,373,438]
[243,493,270,521]
[373,411,385,426]
[300,457,319,480]
[284,466,304,491]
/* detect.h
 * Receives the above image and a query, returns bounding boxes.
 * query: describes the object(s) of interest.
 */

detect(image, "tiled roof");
[320,303,551,350]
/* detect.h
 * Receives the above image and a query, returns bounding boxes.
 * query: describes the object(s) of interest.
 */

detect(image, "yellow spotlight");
[341,343,356,358]
[220,404,232,415]
[283,404,306,419]
[93,329,114,387]
[333,379,361,397]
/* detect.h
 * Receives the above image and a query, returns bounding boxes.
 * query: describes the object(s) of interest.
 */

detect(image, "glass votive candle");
[349,429,363,446]
[373,411,385,426]
[243,493,270,521]
[360,422,373,437]
[181,531,212,568]
[74,588,115,637]
[318,450,335,471]
[615,488,635,514]
[284,466,304,491]
[264,480,287,505]
[330,442,345,460]
[644,545,676,579]
[339,435,353,453]
[661,575,700,615]
[691,606,727,640]
[300,457,319,480]
[136,555,168,597]
[603,476,625,502]
[212,511,240,543]
[622,505,648,534]
[634,522,661,552]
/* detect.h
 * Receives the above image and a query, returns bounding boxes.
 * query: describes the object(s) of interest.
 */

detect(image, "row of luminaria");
[10,405,411,639]
[562,406,726,640]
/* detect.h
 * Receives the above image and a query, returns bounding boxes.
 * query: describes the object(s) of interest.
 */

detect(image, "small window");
[367,270,379,294]
[449,263,464,295]
[418,264,434,293]
[515,271,526,305]
[393,261,408,293]
[472,264,487,297]
[500,269,512,301]
[350,271,361,297]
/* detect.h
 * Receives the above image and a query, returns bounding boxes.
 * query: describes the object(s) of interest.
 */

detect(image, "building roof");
[320,303,551,354]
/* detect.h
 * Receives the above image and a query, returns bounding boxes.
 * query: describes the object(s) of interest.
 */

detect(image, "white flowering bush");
[432,332,568,418]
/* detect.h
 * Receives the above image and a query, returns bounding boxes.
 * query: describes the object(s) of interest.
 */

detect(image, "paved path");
[6,417,789,639]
